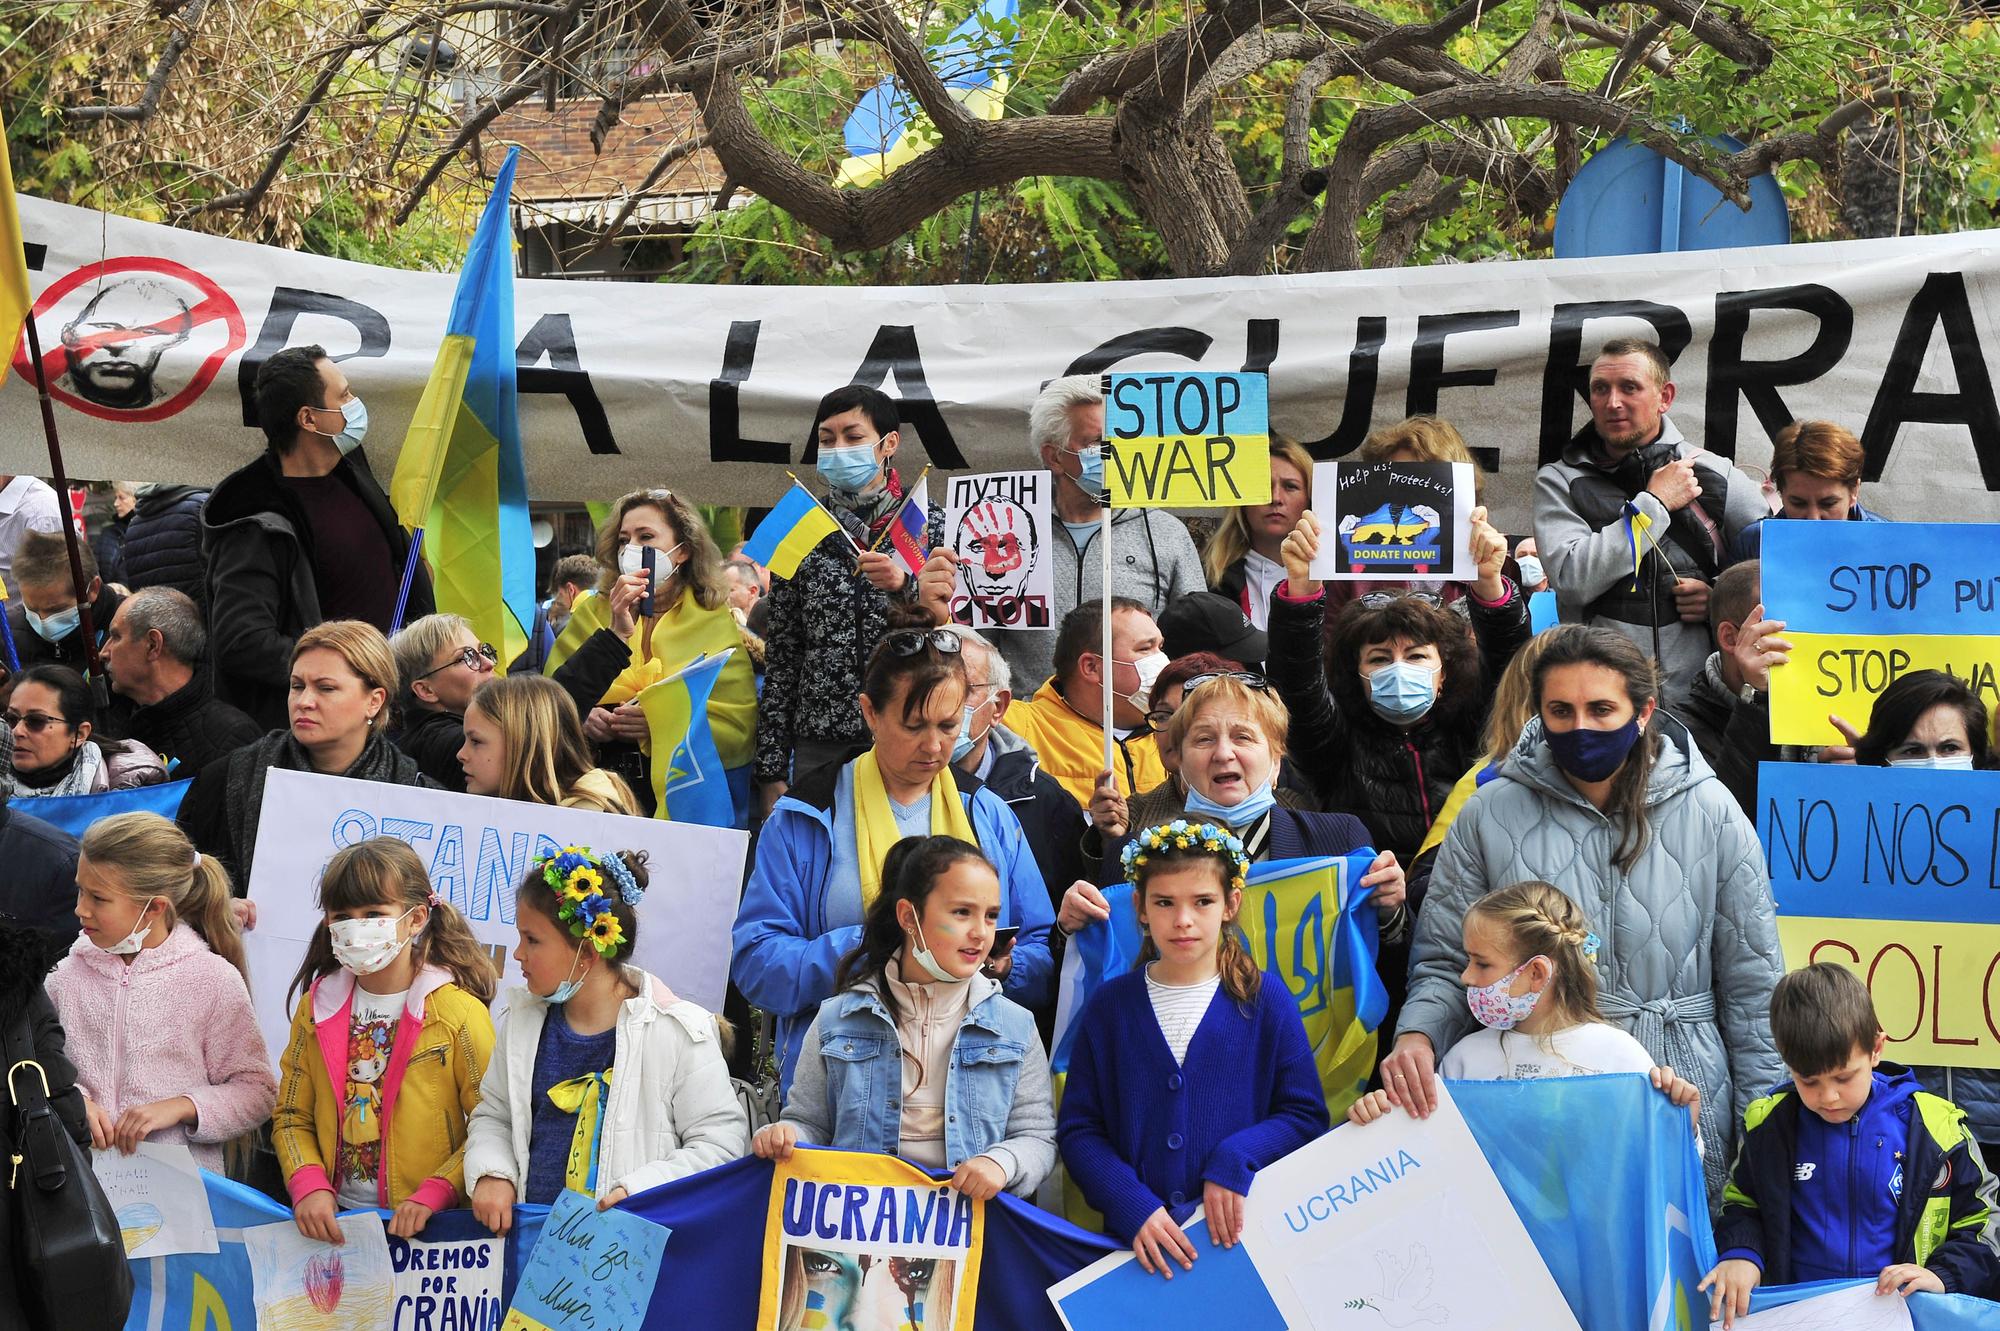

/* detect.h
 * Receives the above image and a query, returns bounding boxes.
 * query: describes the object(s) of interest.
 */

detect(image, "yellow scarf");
[597,591,757,769]
[852,750,979,911]
[547,1068,615,1196]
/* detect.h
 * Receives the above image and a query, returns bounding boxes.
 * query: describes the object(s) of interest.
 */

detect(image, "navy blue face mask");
[1544,718,1643,783]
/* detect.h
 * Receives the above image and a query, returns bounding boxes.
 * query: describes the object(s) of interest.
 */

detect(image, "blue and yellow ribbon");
[1622,499,1656,592]
[547,1068,614,1196]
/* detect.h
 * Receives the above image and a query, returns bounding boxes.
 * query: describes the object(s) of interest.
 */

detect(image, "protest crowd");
[7,331,2000,1331]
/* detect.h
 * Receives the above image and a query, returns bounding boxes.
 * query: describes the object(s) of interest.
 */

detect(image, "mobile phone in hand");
[640,546,658,617]
[988,926,1020,959]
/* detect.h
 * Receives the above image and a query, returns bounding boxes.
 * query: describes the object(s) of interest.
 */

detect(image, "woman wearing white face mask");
[1263,509,1529,868]
[551,488,757,826]
[1846,669,2000,1155]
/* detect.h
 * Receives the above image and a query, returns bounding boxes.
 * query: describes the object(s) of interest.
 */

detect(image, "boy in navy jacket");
[1702,963,2000,1325]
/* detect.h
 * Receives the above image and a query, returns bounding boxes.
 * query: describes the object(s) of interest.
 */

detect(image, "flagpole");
[19,311,106,707]
[0,586,19,672]
[864,465,931,554]
[391,528,427,633]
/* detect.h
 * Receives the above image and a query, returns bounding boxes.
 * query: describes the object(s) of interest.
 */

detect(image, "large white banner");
[7,192,2000,530]
[240,769,748,1064]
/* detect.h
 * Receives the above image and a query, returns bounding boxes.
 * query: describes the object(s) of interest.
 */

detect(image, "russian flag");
[886,474,929,577]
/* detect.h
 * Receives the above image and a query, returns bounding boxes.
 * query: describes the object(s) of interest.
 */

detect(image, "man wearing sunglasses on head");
[387,613,498,791]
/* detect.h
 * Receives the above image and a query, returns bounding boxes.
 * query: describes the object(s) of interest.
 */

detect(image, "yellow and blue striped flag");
[636,650,740,828]
[0,105,31,388]
[389,147,534,667]
[742,481,844,579]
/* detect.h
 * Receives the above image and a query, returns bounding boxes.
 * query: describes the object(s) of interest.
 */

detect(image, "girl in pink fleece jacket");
[45,812,275,1174]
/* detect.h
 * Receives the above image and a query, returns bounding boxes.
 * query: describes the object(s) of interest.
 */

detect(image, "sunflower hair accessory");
[1120,820,1249,894]
[602,852,645,906]
[535,845,627,957]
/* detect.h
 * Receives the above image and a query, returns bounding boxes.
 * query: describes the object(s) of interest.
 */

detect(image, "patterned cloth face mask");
[1466,957,1545,1030]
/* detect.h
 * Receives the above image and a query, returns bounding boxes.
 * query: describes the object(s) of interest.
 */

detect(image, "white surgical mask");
[902,908,974,986]
[1888,754,1976,771]
[96,897,162,956]
[618,541,682,582]
[546,939,589,1004]
[328,904,421,976]
[1127,651,1170,711]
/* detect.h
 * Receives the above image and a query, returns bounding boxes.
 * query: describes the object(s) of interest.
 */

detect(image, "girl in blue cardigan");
[1057,821,1329,1277]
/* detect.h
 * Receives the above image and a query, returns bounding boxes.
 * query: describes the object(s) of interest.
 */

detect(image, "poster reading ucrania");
[7,195,2000,531]
[760,1151,984,1331]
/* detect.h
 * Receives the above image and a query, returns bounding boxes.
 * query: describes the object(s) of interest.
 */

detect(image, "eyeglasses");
[1143,707,1175,731]
[1357,591,1445,610]
[417,643,498,680]
[1181,670,1270,696]
[883,629,963,658]
[4,711,73,734]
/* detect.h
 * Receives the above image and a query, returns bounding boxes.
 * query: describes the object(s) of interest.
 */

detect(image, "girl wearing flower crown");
[1347,881,1701,1134]
[464,845,746,1234]
[1057,821,1328,1278]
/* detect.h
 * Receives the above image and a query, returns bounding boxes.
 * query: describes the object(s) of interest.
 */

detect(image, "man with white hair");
[946,624,1087,939]
[974,374,1203,693]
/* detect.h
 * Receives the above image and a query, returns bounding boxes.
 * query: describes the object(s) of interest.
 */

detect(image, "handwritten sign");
[92,1143,217,1259]
[1762,521,2000,745]
[1759,761,2000,1068]
[390,1225,504,1331]
[1103,371,1270,508]
[944,470,1054,629]
[760,1149,984,1331]
[503,1191,670,1331]
[1309,460,1475,581]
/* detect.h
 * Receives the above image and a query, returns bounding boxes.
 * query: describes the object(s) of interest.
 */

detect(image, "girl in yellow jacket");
[273,837,497,1242]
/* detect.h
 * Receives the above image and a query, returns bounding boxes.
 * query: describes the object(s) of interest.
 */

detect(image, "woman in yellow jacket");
[562,488,758,826]
[273,838,497,1241]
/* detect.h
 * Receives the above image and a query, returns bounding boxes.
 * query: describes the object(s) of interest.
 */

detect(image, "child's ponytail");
[79,812,246,981]
[1465,880,1602,1029]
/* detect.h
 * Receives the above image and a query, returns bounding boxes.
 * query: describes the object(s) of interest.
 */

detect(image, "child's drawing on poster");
[761,1150,985,1331]
[243,1213,394,1330]
[91,1141,219,1258]
[1311,461,1474,582]
[945,471,1053,630]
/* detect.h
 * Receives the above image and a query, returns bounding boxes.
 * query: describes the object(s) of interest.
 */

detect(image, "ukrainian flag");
[0,106,33,385]
[837,0,1018,188]
[389,146,535,668]
[542,587,610,676]
[635,651,739,828]
[741,481,843,579]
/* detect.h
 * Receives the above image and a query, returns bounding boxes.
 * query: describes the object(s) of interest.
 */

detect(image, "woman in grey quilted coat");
[1379,625,1783,1209]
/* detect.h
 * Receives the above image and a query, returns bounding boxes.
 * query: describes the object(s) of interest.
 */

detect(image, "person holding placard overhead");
[968,374,1202,696]
[1534,338,1765,706]
[754,386,943,819]
[733,604,1054,1092]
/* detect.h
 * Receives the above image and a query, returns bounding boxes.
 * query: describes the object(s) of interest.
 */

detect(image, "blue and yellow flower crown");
[1120,820,1249,894]
[534,845,644,957]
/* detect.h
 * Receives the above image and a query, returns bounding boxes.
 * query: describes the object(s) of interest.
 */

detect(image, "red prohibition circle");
[13,255,247,423]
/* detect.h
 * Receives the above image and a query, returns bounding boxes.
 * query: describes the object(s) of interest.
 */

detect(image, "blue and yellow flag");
[741,481,844,579]
[542,586,610,676]
[838,0,1018,187]
[389,146,534,667]
[0,106,30,386]
[635,650,739,828]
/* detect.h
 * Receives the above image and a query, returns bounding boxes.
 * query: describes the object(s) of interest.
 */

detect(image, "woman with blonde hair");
[1202,434,1315,630]
[179,619,438,889]
[551,488,757,825]
[459,673,638,814]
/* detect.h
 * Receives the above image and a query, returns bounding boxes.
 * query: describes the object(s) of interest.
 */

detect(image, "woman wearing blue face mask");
[1847,670,2000,1156]
[1382,625,1782,1212]
[1264,508,1530,868]
[754,385,942,820]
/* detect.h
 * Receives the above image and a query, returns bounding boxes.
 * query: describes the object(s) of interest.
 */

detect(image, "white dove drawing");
[1365,1244,1450,1327]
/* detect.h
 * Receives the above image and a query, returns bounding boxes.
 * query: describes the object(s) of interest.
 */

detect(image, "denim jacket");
[780,972,1056,1197]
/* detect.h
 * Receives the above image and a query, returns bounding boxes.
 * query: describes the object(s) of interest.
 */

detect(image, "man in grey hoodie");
[1534,338,1766,705]
[978,374,1204,694]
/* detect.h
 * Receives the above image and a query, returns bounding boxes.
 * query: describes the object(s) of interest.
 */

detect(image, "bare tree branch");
[853,0,980,146]
[66,0,212,122]
[591,21,838,153]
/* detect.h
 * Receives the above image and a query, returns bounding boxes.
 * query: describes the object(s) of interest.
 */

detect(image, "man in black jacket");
[201,345,432,729]
[123,483,211,608]
[104,587,262,779]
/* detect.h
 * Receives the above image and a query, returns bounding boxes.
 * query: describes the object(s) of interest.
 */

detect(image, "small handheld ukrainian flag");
[636,650,738,828]
[742,481,845,579]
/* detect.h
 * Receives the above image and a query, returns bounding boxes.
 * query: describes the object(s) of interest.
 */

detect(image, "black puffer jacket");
[123,485,209,607]
[0,921,94,1331]
[0,803,82,947]
[393,707,467,793]
[1267,582,1531,865]
[125,671,263,780]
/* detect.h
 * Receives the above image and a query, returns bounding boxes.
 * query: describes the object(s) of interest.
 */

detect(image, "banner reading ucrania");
[761,1150,984,1331]
[9,194,2000,530]
[241,769,747,1065]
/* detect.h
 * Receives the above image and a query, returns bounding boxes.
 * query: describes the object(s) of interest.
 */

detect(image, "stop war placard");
[1759,760,2000,1068]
